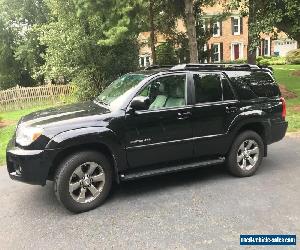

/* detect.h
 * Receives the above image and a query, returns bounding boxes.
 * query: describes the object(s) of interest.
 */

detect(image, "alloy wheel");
[237,140,259,171]
[69,162,105,203]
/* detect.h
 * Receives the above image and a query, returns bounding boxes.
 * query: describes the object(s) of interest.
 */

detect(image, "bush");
[228,59,247,64]
[257,56,286,66]
[286,49,300,64]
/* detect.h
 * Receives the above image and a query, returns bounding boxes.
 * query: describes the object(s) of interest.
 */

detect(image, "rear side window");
[250,72,280,98]
[226,71,280,100]
[225,71,256,100]
[193,74,222,103]
[222,78,235,100]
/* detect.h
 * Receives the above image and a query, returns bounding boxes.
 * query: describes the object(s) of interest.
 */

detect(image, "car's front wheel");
[226,130,264,177]
[54,151,113,213]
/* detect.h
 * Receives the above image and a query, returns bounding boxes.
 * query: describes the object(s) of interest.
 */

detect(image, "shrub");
[228,59,247,64]
[257,56,286,66]
[286,49,300,64]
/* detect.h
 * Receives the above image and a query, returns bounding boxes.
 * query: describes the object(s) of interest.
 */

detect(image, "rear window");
[193,74,222,103]
[226,71,280,100]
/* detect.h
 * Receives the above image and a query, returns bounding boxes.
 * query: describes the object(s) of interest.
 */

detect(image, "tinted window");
[137,74,186,110]
[222,78,235,100]
[194,74,222,103]
[226,71,259,100]
[250,72,280,97]
[226,71,280,100]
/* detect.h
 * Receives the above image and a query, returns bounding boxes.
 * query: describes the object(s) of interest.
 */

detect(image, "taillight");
[280,97,286,120]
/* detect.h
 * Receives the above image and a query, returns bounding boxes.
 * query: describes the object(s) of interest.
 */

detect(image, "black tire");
[54,151,113,213]
[226,130,264,177]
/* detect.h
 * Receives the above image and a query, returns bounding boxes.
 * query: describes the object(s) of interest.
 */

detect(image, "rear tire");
[54,151,113,213]
[226,131,264,177]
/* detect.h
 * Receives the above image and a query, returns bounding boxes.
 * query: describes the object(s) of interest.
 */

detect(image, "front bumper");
[6,140,56,186]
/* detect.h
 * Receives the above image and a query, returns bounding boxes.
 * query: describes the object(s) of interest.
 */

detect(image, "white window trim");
[231,42,243,61]
[139,55,151,67]
[212,43,221,63]
[212,21,220,37]
[232,17,240,36]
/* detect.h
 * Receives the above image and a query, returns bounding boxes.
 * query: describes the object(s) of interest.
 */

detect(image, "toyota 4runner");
[6,64,288,213]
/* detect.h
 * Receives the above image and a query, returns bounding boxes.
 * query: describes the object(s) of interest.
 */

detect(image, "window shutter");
[211,43,214,62]
[240,17,243,34]
[220,21,222,36]
[231,17,234,35]
[220,43,224,62]
[206,43,210,62]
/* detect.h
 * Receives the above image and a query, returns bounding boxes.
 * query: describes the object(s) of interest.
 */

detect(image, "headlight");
[16,125,43,146]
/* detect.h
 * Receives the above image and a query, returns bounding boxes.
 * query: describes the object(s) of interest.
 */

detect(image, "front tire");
[226,131,264,177]
[54,151,113,213]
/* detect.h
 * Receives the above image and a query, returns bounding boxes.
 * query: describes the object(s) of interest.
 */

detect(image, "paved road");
[0,137,299,250]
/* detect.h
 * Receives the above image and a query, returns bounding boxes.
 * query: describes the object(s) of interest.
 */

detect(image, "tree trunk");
[247,0,257,64]
[184,0,198,63]
[149,0,157,65]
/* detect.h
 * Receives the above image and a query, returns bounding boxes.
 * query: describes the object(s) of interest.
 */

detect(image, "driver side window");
[138,74,186,110]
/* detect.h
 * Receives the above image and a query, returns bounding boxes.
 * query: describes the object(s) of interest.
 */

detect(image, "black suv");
[6,64,288,213]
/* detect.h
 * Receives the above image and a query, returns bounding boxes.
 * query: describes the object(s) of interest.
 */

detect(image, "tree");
[156,42,178,65]
[260,0,300,45]
[0,0,49,88]
[38,0,140,99]
[229,0,300,63]
[0,17,21,89]
[184,0,198,63]
[149,0,157,64]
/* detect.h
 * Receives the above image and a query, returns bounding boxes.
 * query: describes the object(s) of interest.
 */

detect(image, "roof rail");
[258,64,274,74]
[170,63,260,71]
[145,65,174,70]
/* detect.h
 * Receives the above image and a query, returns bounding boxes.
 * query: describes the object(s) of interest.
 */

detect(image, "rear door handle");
[177,111,192,120]
[226,106,238,113]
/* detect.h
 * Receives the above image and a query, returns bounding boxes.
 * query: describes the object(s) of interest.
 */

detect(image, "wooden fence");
[0,84,75,111]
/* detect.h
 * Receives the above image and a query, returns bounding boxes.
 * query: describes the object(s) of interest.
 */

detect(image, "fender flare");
[46,127,126,182]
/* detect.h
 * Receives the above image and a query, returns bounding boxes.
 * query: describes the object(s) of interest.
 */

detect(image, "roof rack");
[170,63,260,71]
[145,65,174,70]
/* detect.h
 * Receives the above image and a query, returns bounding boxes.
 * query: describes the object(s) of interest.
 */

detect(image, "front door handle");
[177,111,192,120]
[226,106,238,113]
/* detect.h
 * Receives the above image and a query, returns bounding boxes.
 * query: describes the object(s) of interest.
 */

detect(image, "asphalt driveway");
[0,137,299,249]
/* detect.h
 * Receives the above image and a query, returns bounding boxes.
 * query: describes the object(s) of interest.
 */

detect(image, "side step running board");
[120,157,225,181]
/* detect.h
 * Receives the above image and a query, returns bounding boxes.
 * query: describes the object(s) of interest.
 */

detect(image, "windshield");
[96,74,146,106]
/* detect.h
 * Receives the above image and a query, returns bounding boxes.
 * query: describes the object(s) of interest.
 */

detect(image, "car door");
[192,72,238,157]
[124,73,194,168]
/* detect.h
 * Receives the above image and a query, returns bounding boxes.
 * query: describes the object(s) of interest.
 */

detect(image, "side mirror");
[130,96,150,111]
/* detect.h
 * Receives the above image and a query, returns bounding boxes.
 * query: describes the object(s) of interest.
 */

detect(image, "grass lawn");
[272,65,300,132]
[0,105,60,165]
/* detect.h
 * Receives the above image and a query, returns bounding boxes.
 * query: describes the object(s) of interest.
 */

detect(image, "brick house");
[138,2,297,66]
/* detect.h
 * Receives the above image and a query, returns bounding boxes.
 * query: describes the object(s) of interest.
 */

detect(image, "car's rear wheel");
[226,130,264,177]
[54,151,113,213]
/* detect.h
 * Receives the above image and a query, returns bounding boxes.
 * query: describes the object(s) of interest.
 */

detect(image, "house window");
[212,22,220,37]
[139,55,151,68]
[212,44,220,62]
[263,38,270,56]
[232,17,240,35]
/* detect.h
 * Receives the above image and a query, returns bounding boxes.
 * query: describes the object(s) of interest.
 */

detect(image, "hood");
[20,101,111,132]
